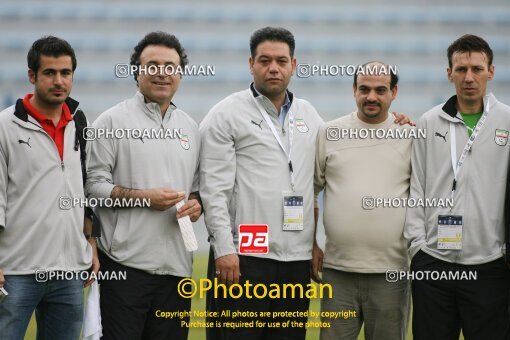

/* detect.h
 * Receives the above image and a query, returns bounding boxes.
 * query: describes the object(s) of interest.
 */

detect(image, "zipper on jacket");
[60,149,69,269]
[58,121,79,269]
[160,115,171,269]
[23,112,77,270]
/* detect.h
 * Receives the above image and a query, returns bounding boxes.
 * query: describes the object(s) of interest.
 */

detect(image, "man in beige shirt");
[313,61,412,340]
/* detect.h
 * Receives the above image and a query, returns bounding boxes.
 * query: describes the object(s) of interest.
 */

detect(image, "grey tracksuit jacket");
[405,93,510,264]
[0,97,92,274]
[85,91,199,277]
[200,85,324,261]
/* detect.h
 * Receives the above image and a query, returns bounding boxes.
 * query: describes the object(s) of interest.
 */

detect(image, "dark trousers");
[411,250,510,340]
[206,248,310,340]
[99,251,191,340]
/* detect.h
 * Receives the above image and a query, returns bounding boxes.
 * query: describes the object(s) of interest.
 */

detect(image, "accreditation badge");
[437,215,463,250]
[282,192,304,231]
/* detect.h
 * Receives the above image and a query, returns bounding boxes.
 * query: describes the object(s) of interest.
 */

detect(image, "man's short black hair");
[447,34,493,68]
[250,27,295,59]
[27,36,77,74]
[130,31,188,83]
[353,61,399,90]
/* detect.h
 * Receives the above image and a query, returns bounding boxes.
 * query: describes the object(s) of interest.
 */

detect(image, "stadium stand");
[0,0,508,122]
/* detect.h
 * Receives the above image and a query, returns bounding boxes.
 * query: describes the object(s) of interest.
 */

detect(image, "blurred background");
[1,0,508,123]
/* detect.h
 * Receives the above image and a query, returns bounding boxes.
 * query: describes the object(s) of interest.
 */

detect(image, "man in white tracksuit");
[200,27,323,340]
[405,34,510,340]
[0,36,97,340]
[86,31,201,340]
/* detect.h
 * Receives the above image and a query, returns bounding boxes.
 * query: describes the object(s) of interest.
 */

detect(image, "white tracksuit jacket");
[405,93,510,264]
[0,97,92,274]
[200,85,323,262]
[86,91,199,277]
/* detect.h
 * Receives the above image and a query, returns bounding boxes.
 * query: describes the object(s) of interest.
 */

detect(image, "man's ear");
[28,69,36,85]
[391,84,398,99]
[488,65,495,81]
[447,67,453,83]
[249,57,254,75]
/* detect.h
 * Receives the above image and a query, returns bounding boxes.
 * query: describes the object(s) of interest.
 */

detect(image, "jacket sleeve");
[191,130,200,194]
[0,136,7,229]
[314,123,327,208]
[82,117,93,220]
[505,155,510,263]
[404,117,428,259]
[85,114,116,199]
[199,109,237,259]
[309,108,325,209]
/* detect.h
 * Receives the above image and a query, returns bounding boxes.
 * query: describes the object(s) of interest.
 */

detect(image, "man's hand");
[144,188,186,211]
[215,254,240,285]
[0,269,4,288]
[392,112,416,126]
[84,239,100,288]
[111,186,186,211]
[311,242,324,283]
[176,199,202,222]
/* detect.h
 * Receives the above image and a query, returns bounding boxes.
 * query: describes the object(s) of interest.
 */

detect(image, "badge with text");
[238,224,269,254]
[437,215,463,250]
[283,192,304,231]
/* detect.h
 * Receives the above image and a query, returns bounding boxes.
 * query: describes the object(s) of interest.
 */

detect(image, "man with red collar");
[0,36,98,339]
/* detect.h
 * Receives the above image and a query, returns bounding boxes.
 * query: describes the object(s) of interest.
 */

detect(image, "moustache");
[363,102,380,107]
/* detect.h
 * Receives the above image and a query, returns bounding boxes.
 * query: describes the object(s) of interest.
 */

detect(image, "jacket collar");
[249,82,294,118]
[439,93,497,123]
[250,82,294,103]
[13,96,80,130]
[441,95,459,118]
[135,91,176,123]
[13,96,79,122]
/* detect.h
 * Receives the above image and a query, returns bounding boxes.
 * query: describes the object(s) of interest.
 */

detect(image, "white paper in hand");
[176,200,198,252]
[83,281,102,340]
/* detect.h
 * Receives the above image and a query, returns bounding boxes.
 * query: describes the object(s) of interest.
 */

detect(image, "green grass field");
[24,253,463,340]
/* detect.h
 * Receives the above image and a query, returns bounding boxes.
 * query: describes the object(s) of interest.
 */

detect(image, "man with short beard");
[313,61,411,340]
[0,36,98,340]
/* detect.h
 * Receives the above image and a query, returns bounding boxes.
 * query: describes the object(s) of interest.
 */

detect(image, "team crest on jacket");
[295,119,309,133]
[494,129,509,146]
[179,135,190,150]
